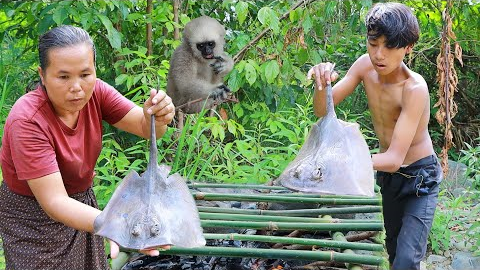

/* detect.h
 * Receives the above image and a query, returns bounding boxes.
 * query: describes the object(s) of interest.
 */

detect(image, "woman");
[0,25,174,269]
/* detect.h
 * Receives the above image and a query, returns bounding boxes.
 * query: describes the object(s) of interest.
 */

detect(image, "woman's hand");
[108,239,172,259]
[143,88,175,126]
[307,62,339,91]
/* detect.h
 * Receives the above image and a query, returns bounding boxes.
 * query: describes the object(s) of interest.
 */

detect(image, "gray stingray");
[278,81,375,197]
[94,115,206,249]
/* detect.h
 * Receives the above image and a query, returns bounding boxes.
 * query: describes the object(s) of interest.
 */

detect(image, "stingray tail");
[326,83,336,118]
[148,114,158,170]
[326,64,336,118]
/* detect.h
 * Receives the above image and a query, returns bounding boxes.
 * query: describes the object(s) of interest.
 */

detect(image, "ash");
[121,239,291,270]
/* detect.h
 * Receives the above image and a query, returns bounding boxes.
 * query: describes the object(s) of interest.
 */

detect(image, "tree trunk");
[146,0,153,56]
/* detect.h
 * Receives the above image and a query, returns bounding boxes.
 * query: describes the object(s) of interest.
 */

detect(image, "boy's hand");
[307,62,339,91]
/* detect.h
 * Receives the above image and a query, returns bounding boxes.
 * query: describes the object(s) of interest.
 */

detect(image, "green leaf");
[244,62,257,86]
[6,8,15,17]
[302,14,313,33]
[264,60,280,84]
[137,47,148,57]
[289,9,297,22]
[227,69,242,92]
[234,33,250,50]
[269,121,278,133]
[133,74,143,85]
[97,14,122,49]
[211,124,225,141]
[269,11,280,34]
[223,142,233,156]
[233,103,244,118]
[165,22,174,32]
[236,1,248,25]
[80,13,94,30]
[53,6,68,25]
[293,66,307,84]
[296,48,309,65]
[469,222,480,232]
[235,140,253,160]
[115,74,128,86]
[180,14,190,25]
[227,120,236,136]
[127,13,144,21]
[124,58,142,69]
[274,129,297,143]
[257,7,271,25]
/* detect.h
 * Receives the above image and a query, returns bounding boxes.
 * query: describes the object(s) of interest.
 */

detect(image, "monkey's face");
[196,41,216,59]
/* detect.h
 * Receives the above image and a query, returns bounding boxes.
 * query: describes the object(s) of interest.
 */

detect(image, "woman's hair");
[38,25,96,70]
[30,25,96,92]
[365,2,419,48]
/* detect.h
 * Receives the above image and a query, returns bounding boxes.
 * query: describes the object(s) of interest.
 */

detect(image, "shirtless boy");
[308,3,442,270]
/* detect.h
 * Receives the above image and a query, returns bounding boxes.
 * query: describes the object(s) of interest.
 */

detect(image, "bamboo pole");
[197,206,382,216]
[260,193,374,199]
[189,183,375,199]
[193,192,381,205]
[199,212,381,224]
[332,231,364,270]
[324,215,374,270]
[201,220,384,231]
[203,233,384,252]
[159,246,384,266]
[189,183,287,190]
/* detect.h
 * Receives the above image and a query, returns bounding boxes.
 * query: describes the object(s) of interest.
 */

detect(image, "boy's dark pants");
[377,155,442,270]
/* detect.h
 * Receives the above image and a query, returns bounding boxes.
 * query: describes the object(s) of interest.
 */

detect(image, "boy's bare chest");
[363,79,404,124]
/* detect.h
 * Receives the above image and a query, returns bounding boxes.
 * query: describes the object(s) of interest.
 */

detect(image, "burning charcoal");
[231,202,241,208]
[121,255,180,270]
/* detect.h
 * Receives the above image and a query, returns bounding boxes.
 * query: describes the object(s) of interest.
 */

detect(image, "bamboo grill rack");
[155,183,389,269]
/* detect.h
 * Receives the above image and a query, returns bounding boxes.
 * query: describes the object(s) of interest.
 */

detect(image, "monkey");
[166,15,234,114]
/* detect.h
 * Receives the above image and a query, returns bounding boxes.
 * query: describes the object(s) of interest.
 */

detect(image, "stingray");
[278,79,375,197]
[94,115,206,250]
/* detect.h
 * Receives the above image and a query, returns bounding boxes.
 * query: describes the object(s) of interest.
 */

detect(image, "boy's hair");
[365,2,419,48]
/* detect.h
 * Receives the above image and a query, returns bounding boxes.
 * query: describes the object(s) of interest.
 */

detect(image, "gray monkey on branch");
[166,16,234,114]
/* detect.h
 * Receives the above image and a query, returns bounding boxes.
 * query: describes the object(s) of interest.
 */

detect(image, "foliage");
[429,191,480,256]
[0,0,478,149]
[94,133,148,209]
[0,1,478,262]
[428,141,480,255]
[468,207,480,256]
[0,28,37,141]
[93,93,379,208]
[428,190,466,254]
[459,140,480,255]
[406,0,479,153]
[458,140,480,190]
[93,99,324,207]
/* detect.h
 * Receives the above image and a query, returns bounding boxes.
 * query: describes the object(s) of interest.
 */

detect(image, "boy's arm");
[310,56,367,117]
[372,83,429,172]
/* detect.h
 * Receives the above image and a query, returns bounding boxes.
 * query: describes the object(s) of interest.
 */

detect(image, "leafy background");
[0,0,479,267]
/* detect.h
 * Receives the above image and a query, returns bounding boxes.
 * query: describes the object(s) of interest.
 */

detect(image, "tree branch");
[233,0,318,63]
